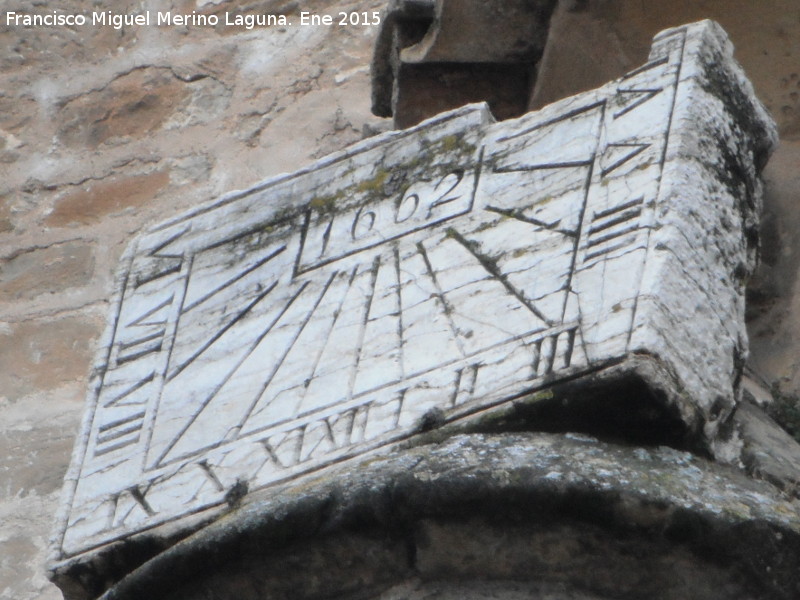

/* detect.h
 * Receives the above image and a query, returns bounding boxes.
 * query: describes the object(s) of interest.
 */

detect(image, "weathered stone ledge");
[51,432,800,600]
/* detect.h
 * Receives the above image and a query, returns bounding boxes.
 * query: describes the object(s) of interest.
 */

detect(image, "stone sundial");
[50,19,777,579]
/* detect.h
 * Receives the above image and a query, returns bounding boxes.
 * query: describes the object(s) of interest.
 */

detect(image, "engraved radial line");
[163,253,194,377]
[393,246,405,379]
[621,55,669,80]
[561,101,606,321]
[154,280,310,466]
[103,372,155,407]
[498,100,606,142]
[446,231,556,328]
[601,143,650,177]
[167,279,281,381]
[562,153,598,320]
[136,262,182,289]
[127,297,172,327]
[149,226,191,258]
[346,257,382,401]
[485,205,577,237]
[417,242,467,356]
[237,270,340,432]
[138,252,192,473]
[183,245,287,313]
[298,265,360,406]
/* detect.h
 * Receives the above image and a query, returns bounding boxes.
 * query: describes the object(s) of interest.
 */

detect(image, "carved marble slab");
[51,20,776,568]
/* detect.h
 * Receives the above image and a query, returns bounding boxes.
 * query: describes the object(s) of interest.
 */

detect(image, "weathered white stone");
[50,20,776,573]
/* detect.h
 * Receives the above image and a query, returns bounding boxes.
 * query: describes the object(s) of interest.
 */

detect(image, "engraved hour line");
[236,270,340,436]
[485,205,577,237]
[600,142,651,177]
[346,256,382,402]
[245,325,566,442]
[102,372,155,408]
[153,280,310,466]
[393,245,405,379]
[620,55,669,80]
[560,100,604,322]
[167,279,280,382]
[125,296,171,328]
[131,326,575,526]
[614,88,663,119]
[181,245,287,313]
[295,265,360,413]
[496,100,605,143]
[531,336,541,375]
[447,229,556,327]
[417,241,467,357]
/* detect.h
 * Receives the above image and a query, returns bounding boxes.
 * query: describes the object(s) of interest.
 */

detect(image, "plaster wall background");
[0,1,798,598]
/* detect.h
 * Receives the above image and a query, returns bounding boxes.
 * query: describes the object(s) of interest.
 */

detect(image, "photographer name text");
[4,10,381,30]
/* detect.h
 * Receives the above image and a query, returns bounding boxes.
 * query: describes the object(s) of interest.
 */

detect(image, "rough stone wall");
[1,1,799,599]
